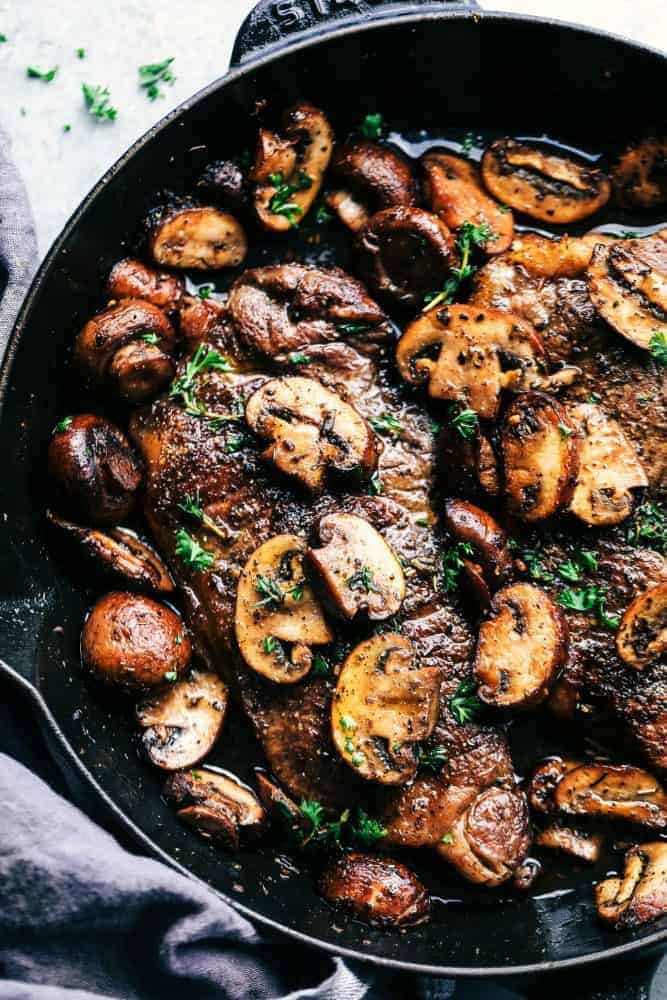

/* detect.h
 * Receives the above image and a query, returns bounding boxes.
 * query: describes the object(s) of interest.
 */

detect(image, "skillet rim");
[1,8,666,976]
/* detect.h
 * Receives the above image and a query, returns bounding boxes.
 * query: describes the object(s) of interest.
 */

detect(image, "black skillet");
[0,0,666,979]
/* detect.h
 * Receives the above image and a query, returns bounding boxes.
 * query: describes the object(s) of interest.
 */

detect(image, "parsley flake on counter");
[27,65,58,81]
[139,57,176,100]
[359,112,383,139]
[63,124,71,133]
[82,83,117,121]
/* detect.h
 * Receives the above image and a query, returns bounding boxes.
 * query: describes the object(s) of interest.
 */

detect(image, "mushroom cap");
[319,853,431,927]
[617,581,667,670]
[136,670,228,770]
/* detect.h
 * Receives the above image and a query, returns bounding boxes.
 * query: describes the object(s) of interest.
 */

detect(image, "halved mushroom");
[48,415,143,526]
[611,138,667,210]
[596,842,667,928]
[481,138,611,223]
[235,534,333,684]
[81,592,191,691]
[46,511,174,594]
[531,760,667,829]
[443,499,513,603]
[331,633,441,785]
[319,853,431,927]
[422,151,514,253]
[535,824,603,864]
[617,582,667,671]
[136,670,228,770]
[587,231,667,351]
[327,141,417,232]
[396,305,544,420]
[106,258,184,312]
[146,202,247,270]
[355,206,456,306]
[255,772,309,835]
[163,768,267,850]
[196,159,248,214]
[568,403,648,527]
[473,583,567,709]
[506,231,614,278]
[437,784,531,886]
[502,392,580,521]
[307,513,405,622]
[245,376,378,492]
[74,300,177,403]
[252,103,333,231]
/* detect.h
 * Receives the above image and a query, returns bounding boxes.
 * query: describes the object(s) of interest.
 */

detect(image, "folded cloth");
[0,124,38,354]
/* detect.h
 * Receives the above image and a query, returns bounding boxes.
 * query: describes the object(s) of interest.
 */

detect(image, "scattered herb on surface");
[442,832,453,845]
[450,675,482,725]
[587,392,602,404]
[448,407,478,440]
[77,48,85,58]
[359,112,383,139]
[423,220,494,312]
[556,550,597,582]
[312,655,330,677]
[369,471,383,496]
[175,529,215,572]
[337,321,371,336]
[268,169,311,227]
[139,57,175,100]
[557,422,573,438]
[197,283,214,299]
[650,331,667,366]
[620,230,639,239]
[369,413,403,440]
[263,635,277,654]
[0,34,7,42]
[191,770,202,780]
[627,499,666,553]
[558,585,620,629]
[461,131,475,154]
[285,580,304,602]
[254,574,285,609]
[63,123,71,133]
[417,745,448,773]
[520,547,554,584]
[347,566,379,594]
[287,352,311,365]
[441,540,474,593]
[174,635,183,645]
[339,715,356,732]
[27,65,57,81]
[140,331,160,345]
[315,202,333,225]
[82,83,117,121]
[52,416,73,434]
[352,809,387,846]
[168,343,232,418]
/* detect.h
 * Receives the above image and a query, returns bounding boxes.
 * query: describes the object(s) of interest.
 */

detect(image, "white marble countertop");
[0,0,665,255]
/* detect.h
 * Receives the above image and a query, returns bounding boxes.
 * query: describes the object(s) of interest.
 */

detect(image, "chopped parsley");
[448,407,479,440]
[352,808,387,846]
[369,471,383,496]
[347,566,379,593]
[0,34,6,42]
[339,715,356,732]
[521,547,554,584]
[461,131,475,154]
[177,488,228,542]
[557,550,597,582]
[442,541,474,593]
[287,352,311,365]
[369,413,403,440]
[423,220,494,312]
[312,655,330,677]
[63,124,71,133]
[417,745,448,773]
[627,500,666,553]
[557,422,573,438]
[77,48,85,59]
[558,585,620,630]
[197,284,214,300]
[268,170,312,227]
[254,574,285,608]
[27,65,57,81]
[169,343,232,417]
[649,331,667,366]
[139,57,176,100]
[441,832,453,845]
[338,322,371,336]
[263,635,277,654]
[450,675,482,725]
[82,83,117,121]
[315,202,333,225]
[175,529,215,572]
[587,392,602,404]
[163,670,178,682]
[141,331,160,345]
[359,112,383,140]
[224,435,245,454]
[52,416,73,435]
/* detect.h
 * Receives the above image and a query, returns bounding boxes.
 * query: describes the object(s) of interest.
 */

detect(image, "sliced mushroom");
[396,305,544,420]
[163,768,267,849]
[596,842,667,928]
[568,403,648,527]
[81,592,191,691]
[228,264,390,358]
[507,231,614,277]
[136,670,228,770]
[502,392,580,521]
[307,513,405,622]
[536,824,603,864]
[46,511,174,594]
[443,499,513,600]
[48,414,143,526]
[245,376,378,492]
[481,138,611,223]
[196,159,248,214]
[440,422,502,499]
[617,582,667,670]
[611,138,667,210]
[319,853,431,927]
[531,760,667,829]
[355,206,456,306]
[331,633,441,785]
[587,230,667,351]
[255,772,309,836]
[437,784,531,886]
[235,534,333,684]
[327,141,417,232]
[146,202,247,270]
[106,258,184,312]
[252,103,333,231]
[422,151,514,253]
[74,300,176,403]
[473,583,567,708]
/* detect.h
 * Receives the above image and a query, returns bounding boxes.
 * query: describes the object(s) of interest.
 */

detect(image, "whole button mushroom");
[327,141,417,232]
[48,414,143,527]
[106,258,184,312]
[145,200,247,270]
[81,592,191,691]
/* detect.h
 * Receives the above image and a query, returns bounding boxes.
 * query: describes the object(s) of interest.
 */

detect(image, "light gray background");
[0,0,665,255]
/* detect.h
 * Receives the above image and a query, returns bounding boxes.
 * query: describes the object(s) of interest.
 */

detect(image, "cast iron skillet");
[0,0,666,978]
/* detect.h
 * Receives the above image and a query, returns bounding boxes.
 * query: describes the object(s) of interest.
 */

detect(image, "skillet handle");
[231,0,478,66]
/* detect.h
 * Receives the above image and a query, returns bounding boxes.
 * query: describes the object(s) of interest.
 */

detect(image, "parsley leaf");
[287,352,311,365]
[649,331,667,366]
[521,547,554,584]
[254,574,285,608]
[77,48,85,59]
[442,541,473,593]
[197,284,214,300]
[558,585,620,629]
[347,566,379,593]
[627,500,666,553]
[359,112,383,139]
[139,57,176,101]
[315,202,333,225]
[312,655,330,677]
[27,65,57,82]
[352,808,387,846]
[82,83,117,121]
[417,745,448,773]
[169,343,232,417]
[450,675,482,725]
[557,551,597,582]
[369,471,383,496]
[141,331,160,345]
[175,529,215,572]
[268,170,312,227]
[163,670,178,682]
[423,220,494,312]
[448,407,479,440]
[369,413,403,440]
[52,416,73,435]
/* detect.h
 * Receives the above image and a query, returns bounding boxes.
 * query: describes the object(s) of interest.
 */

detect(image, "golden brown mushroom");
[568,403,648,527]
[48,414,143,526]
[501,392,580,521]
[319,853,431,927]
[307,513,405,622]
[46,511,174,594]
[443,499,513,602]
[587,230,667,351]
[136,670,228,770]
[74,300,177,403]
[536,824,603,864]
[331,633,441,785]
[252,103,333,231]
[81,592,191,692]
[395,305,545,420]
[611,138,667,210]
[146,202,247,270]
[617,582,667,670]
[481,138,611,223]
[355,206,456,306]
[528,758,579,815]
[473,583,568,709]
[163,768,267,849]
[327,141,417,232]
[245,376,378,492]
[235,534,333,684]
[106,258,184,312]
[422,151,514,253]
[596,842,667,928]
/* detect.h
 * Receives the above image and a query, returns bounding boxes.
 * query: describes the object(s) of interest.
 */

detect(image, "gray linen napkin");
[0,123,37,352]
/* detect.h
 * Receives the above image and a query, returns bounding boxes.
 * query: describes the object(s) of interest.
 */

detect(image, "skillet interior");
[0,12,666,975]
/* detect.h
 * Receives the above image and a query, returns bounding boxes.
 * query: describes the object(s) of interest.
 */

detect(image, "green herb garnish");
[558,585,620,629]
[139,57,175,100]
[417,745,448,773]
[169,343,232,418]
[442,541,474,593]
[369,471,383,496]
[352,808,387,846]
[448,407,478,440]
[649,331,667,366]
[163,670,178,682]
[423,220,494,312]
[268,170,312,227]
[369,413,403,440]
[450,675,482,725]
[27,65,57,81]
[141,331,160,345]
[52,416,73,435]
[263,635,277,654]
[254,574,285,608]
[312,655,330,677]
[82,83,117,121]
[315,202,333,225]
[359,112,383,139]
[347,566,379,593]
[287,352,311,365]
[558,423,573,437]
[175,529,215,572]
[197,284,214,300]
[77,48,85,59]
[627,500,666,553]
